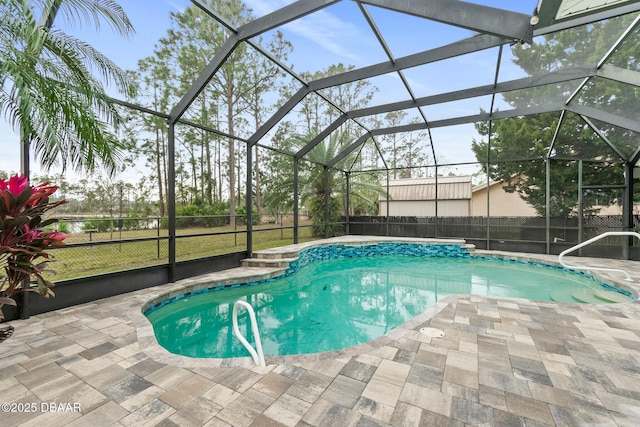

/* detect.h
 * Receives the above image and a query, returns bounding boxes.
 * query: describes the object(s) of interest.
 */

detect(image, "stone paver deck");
[2,236,640,426]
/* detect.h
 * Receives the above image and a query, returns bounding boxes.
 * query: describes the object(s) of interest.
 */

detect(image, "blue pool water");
[145,246,633,359]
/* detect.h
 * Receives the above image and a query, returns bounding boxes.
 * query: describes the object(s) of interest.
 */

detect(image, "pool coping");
[129,236,640,369]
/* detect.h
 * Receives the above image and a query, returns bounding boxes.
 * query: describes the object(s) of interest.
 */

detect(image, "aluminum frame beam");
[326,103,565,171]
[248,87,308,147]
[295,116,348,159]
[193,0,308,88]
[358,0,533,43]
[327,133,372,168]
[293,65,597,170]
[306,65,595,162]
[357,0,433,160]
[169,0,340,123]
[580,115,630,162]
[111,98,248,142]
[598,64,640,87]
[630,145,640,165]
[192,0,236,32]
[347,66,597,119]
[428,103,565,128]
[168,37,238,124]
[309,33,506,91]
[547,109,567,159]
[566,104,640,134]
[168,0,640,182]
[565,13,640,106]
[237,0,341,40]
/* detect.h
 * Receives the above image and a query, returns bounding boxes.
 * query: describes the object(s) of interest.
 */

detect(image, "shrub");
[236,206,260,225]
[0,175,68,320]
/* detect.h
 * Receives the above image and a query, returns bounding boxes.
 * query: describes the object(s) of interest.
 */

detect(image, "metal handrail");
[558,231,640,281]
[232,300,266,366]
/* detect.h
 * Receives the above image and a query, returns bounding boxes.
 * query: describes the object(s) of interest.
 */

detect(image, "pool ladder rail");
[558,231,640,282]
[232,300,266,366]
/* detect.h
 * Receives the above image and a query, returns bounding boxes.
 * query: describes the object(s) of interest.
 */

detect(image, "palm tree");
[263,130,386,237]
[0,0,135,175]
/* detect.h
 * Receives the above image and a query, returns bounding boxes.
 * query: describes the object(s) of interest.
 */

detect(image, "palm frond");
[36,0,134,37]
[0,0,134,175]
[45,29,135,96]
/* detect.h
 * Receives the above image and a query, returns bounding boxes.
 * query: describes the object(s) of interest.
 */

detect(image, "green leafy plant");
[82,216,111,232]
[236,206,260,225]
[0,174,68,321]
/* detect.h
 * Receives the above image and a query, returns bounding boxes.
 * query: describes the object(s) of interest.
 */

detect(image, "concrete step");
[252,251,299,260]
[550,287,633,304]
[241,257,297,268]
[571,289,605,304]
[549,288,576,303]
[594,289,634,303]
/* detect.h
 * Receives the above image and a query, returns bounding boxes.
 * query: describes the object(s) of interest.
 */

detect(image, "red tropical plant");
[0,174,68,320]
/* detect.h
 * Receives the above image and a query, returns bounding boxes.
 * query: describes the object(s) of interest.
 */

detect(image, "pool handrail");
[558,231,640,282]
[232,300,266,366]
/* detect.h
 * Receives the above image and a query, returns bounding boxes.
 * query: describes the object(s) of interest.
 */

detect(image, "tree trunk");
[227,85,236,228]
[217,137,222,202]
[206,134,213,205]
[255,146,261,216]
[155,127,165,216]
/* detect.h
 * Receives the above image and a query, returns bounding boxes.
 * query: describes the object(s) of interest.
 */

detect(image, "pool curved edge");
[129,236,640,368]
[128,291,461,369]
[472,248,640,299]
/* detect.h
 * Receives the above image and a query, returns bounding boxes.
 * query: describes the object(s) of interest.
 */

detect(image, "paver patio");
[2,238,640,426]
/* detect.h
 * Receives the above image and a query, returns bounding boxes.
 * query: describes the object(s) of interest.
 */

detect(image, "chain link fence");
[49,214,316,280]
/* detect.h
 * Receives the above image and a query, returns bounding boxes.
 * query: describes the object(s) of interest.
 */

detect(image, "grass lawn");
[49,222,319,280]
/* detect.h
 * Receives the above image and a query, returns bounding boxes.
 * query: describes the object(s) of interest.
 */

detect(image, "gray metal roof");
[381,176,472,201]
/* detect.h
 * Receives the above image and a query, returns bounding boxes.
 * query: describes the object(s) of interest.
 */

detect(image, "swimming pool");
[144,242,634,360]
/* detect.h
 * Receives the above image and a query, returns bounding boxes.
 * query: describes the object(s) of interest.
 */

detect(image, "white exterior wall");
[471,184,537,217]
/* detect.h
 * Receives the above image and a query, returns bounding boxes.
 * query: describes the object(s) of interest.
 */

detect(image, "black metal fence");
[47,214,316,281]
[347,215,640,259]
[2,214,316,321]
[43,213,640,282]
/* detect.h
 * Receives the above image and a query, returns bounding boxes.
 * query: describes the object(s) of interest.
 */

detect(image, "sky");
[0,0,539,182]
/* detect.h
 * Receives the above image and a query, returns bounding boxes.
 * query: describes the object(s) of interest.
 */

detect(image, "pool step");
[252,251,298,260]
[241,257,297,268]
[571,289,603,304]
[594,289,634,303]
[549,288,633,304]
[243,247,300,269]
[549,289,576,303]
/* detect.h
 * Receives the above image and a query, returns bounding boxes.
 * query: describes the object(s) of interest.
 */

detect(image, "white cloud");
[284,12,363,62]
[166,0,187,14]
[244,0,297,16]
[245,0,364,63]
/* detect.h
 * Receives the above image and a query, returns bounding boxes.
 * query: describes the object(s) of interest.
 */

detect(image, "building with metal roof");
[379,177,473,217]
